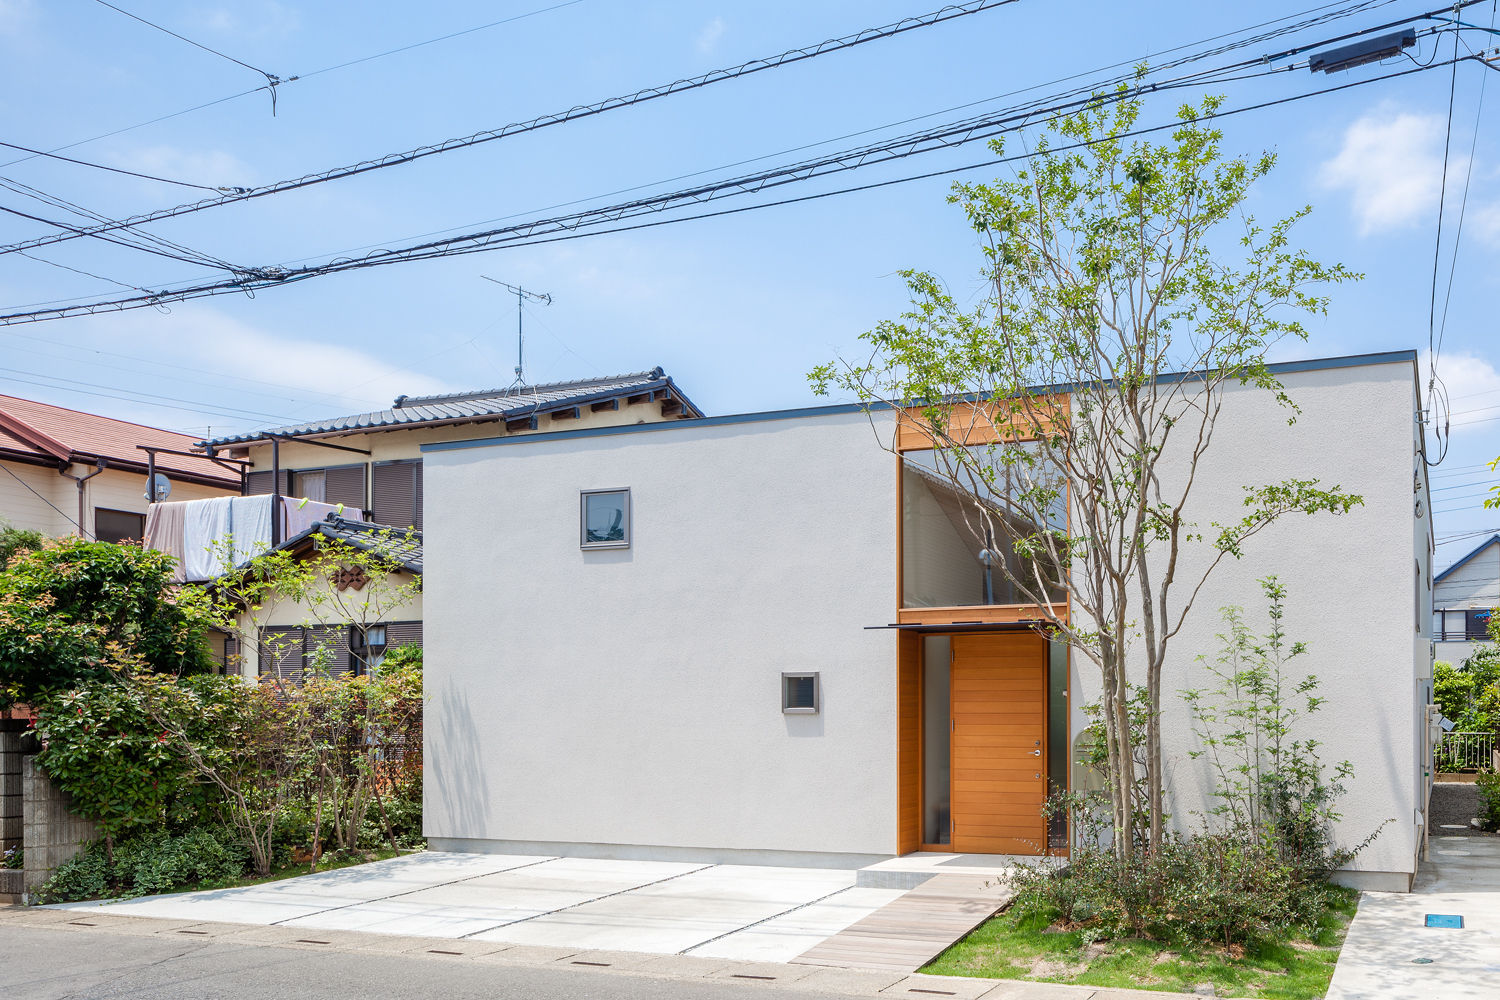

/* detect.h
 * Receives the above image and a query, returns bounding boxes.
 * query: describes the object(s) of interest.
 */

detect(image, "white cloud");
[695,16,726,55]
[1318,107,1462,235]
[1434,351,1500,435]
[67,306,461,434]
[189,2,299,40]
[108,146,256,191]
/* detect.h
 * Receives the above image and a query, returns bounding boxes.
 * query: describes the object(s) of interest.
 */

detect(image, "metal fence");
[1437,731,1497,772]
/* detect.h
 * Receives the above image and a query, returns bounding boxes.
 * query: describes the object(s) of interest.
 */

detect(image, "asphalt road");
[2,923,818,1000]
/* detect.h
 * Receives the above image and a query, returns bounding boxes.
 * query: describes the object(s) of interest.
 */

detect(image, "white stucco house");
[1434,533,1499,666]
[421,350,1435,891]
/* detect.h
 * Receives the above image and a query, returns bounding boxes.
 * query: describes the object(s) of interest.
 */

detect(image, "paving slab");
[626,953,742,977]
[984,984,1100,999]
[880,972,1004,998]
[46,852,550,927]
[704,960,823,985]
[793,966,911,994]
[470,942,582,965]
[478,864,855,954]
[1328,838,1500,999]
[690,887,907,962]
[285,856,703,938]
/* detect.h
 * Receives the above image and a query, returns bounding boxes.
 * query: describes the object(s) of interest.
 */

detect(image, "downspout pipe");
[58,458,107,539]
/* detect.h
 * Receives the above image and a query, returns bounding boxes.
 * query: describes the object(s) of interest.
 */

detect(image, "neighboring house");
[178,369,699,681]
[224,515,424,681]
[0,394,239,542]
[1434,533,1500,666]
[201,369,701,537]
[421,350,1434,891]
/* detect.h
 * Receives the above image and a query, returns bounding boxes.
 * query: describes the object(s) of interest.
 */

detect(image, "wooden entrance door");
[949,633,1048,854]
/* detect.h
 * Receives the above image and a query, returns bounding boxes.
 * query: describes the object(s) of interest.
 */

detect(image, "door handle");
[1030,749,1041,756]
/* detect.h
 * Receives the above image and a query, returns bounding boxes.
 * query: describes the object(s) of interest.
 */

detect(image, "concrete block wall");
[21,755,98,898]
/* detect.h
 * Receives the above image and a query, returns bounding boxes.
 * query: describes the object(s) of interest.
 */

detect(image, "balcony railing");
[1437,731,1497,772]
[1436,629,1486,642]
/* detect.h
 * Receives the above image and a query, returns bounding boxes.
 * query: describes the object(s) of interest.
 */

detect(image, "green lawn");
[923,890,1358,1000]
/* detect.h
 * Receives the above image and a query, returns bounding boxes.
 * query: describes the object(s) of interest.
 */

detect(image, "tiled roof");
[204,368,700,448]
[275,515,423,575]
[0,393,240,486]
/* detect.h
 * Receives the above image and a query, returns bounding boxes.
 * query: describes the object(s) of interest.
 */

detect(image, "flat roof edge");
[421,349,1419,456]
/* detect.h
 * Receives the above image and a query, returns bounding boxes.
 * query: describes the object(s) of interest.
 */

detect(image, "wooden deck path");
[791,872,1012,973]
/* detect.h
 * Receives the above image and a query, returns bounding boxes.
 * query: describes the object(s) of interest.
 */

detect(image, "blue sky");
[0,0,1496,564]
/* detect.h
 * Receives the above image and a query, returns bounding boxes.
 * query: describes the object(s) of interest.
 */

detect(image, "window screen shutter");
[222,635,239,673]
[245,469,291,496]
[385,621,423,648]
[259,626,305,682]
[304,624,351,675]
[372,460,419,528]
[324,465,368,515]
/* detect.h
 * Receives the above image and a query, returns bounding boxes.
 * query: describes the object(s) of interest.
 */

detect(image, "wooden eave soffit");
[895,396,1070,452]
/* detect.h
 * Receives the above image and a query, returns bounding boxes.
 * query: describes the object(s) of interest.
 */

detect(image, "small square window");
[782,672,820,714]
[581,488,630,549]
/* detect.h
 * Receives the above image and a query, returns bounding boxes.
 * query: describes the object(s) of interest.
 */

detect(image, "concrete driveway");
[50,853,906,962]
[1327,837,1500,999]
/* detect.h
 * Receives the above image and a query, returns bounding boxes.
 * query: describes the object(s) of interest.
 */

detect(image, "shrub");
[1477,772,1500,831]
[0,538,217,707]
[33,676,237,846]
[0,522,44,569]
[34,828,249,903]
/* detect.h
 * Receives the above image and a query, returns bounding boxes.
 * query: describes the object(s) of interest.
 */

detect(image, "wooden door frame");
[900,627,1067,856]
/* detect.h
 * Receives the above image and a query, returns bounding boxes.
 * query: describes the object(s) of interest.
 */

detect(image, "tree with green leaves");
[813,86,1362,860]
[0,538,217,707]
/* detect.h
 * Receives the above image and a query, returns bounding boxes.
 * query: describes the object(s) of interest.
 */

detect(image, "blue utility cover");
[1425,914,1464,929]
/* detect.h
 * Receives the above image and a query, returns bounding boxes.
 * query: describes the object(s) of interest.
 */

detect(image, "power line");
[0,369,302,424]
[0,0,1026,259]
[90,0,285,102]
[297,0,591,81]
[0,138,229,191]
[0,463,93,539]
[0,39,1473,327]
[0,0,595,169]
[0,175,236,269]
[271,0,1410,272]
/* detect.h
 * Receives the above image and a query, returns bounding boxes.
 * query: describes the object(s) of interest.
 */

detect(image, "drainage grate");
[1425,914,1464,929]
[177,930,208,935]
[1413,957,1435,965]
[571,961,612,967]
[68,921,97,927]
[731,974,777,981]
[294,939,330,945]
[427,949,464,956]
[908,991,958,996]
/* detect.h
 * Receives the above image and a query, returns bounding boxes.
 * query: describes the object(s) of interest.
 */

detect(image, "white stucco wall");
[423,410,901,864]
[423,355,1426,883]
[1067,360,1425,887]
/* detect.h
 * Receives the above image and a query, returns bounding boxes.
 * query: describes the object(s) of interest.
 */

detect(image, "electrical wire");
[0,138,229,191]
[90,0,284,95]
[0,0,1031,258]
[0,0,596,170]
[0,175,238,270]
[0,463,92,538]
[1,43,1470,327]
[1424,20,1464,468]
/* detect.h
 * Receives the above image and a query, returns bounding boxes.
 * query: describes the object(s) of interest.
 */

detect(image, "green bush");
[35,828,250,903]
[1011,829,1350,947]
[0,522,44,569]
[1477,772,1500,831]
[33,674,245,844]
[0,538,218,707]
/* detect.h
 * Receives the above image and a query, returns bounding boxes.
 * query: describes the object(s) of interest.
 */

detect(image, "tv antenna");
[480,275,551,387]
